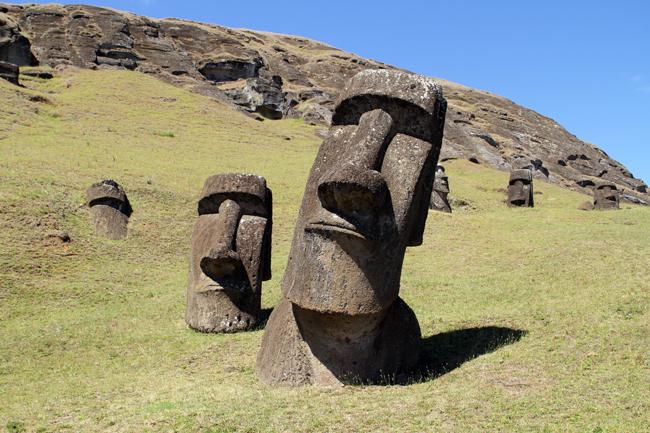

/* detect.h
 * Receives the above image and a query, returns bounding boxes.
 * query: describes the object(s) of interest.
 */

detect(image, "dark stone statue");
[430,165,451,213]
[86,180,132,240]
[257,70,447,386]
[593,182,620,210]
[507,169,534,207]
[185,173,272,333]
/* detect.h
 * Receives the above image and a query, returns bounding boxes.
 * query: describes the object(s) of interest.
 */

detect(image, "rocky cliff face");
[1,3,647,202]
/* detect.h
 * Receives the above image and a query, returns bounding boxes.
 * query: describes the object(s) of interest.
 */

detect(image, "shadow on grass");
[394,326,527,385]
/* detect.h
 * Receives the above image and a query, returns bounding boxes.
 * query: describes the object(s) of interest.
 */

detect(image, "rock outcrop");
[1,3,646,203]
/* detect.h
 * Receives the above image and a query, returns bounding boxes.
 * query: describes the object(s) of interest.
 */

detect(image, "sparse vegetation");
[0,68,648,433]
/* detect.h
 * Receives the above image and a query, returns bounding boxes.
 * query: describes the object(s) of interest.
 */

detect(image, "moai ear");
[261,187,273,281]
[407,151,437,247]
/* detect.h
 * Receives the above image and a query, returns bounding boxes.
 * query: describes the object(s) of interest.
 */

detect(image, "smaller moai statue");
[86,180,132,239]
[507,169,534,207]
[593,182,620,210]
[430,165,451,213]
[185,173,272,333]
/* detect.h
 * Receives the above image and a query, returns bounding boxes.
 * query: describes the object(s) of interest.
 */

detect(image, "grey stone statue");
[257,70,447,385]
[430,165,451,213]
[86,180,132,240]
[185,173,272,333]
[593,182,619,210]
[507,169,534,207]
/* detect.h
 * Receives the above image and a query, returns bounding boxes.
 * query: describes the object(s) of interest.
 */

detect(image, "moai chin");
[257,70,447,386]
[593,182,620,210]
[185,173,272,333]
[86,180,132,240]
[507,169,534,207]
[430,165,452,213]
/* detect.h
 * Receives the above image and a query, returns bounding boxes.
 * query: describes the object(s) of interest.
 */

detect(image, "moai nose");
[317,108,393,217]
[200,199,244,279]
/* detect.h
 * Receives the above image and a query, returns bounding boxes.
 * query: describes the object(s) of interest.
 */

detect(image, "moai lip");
[257,70,447,386]
[86,180,132,240]
[430,165,452,213]
[507,169,534,207]
[185,173,272,333]
[593,182,620,210]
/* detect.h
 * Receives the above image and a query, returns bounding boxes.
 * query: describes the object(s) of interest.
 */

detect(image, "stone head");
[507,169,534,207]
[86,180,132,239]
[593,182,619,210]
[186,173,272,333]
[282,70,447,315]
[434,165,450,194]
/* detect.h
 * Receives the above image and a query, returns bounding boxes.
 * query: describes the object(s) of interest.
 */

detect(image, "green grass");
[1,68,649,433]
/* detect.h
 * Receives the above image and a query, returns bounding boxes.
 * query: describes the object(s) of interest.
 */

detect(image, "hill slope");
[1,2,648,203]
[1,67,649,433]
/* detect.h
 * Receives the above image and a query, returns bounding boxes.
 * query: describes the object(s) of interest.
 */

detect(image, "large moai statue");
[429,165,451,213]
[593,182,620,210]
[186,173,272,333]
[257,70,447,386]
[507,169,534,207]
[86,180,132,240]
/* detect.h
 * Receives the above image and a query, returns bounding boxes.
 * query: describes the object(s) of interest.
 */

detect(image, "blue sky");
[14,0,650,183]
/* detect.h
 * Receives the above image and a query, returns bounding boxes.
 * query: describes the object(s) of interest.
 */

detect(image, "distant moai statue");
[593,182,620,210]
[185,173,272,333]
[257,70,447,386]
[86,180,132,239]
[507,169,534,207]
[430,165,451,213]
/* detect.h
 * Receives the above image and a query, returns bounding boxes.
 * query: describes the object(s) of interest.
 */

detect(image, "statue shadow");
[255,308,274,330]
[395,326,527,385]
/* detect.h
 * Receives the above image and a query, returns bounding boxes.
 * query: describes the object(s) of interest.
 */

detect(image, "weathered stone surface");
[257,70,447,386]
[507,169,534,207]
[86,179,132,240]
[430,165,451,213]
[2,3,646,203]
[186,173,272,333]
[593,182,620,210]
[0,10,37,66]
[0,59,17,84]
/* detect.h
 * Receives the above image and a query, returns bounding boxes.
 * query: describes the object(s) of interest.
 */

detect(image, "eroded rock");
[257,70,447,386]
[186,173,272,333]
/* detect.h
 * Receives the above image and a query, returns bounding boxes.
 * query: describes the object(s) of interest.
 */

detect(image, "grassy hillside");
[0,68,648,433]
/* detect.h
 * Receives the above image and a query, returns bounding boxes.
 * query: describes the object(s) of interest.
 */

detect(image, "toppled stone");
[21,69,53,79]
[186,173,272,333]
[507,169,534,207]
[86,180,132,239]
[257,70,447,386]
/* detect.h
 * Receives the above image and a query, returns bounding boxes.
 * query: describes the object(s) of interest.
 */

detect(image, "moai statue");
[429,165,451,213]
[593,182,620,210]
[257,70,447,386]
[507,169,534,207]
[86,180,132,240]
[186,173,272,333]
